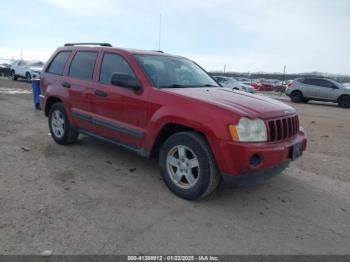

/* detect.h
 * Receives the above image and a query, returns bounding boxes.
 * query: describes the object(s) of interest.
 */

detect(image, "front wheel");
[26,73,32,83]
[338,96,350,108]
[49,103,79,145]
[9,70,17,81]
[159,132,220,200]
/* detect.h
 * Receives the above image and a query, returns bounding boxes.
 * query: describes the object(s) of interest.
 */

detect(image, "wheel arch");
[45,96,63,117]
[150,122,212,158]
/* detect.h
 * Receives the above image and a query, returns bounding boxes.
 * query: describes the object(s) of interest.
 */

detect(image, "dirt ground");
[0,77,349,255]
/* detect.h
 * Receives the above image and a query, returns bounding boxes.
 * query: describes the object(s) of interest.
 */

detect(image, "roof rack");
[152,50,164,53]
[64,43,112,47]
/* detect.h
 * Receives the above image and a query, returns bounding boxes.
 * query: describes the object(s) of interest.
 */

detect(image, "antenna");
[158,14,162,51]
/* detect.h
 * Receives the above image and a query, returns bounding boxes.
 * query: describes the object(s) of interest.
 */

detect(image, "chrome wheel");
[51,110,65,138]
[166,145,200,189]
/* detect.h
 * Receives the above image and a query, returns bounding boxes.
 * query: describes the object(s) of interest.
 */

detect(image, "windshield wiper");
[202,84,218,87]
[160,84,191,88]
[160,84,219,88]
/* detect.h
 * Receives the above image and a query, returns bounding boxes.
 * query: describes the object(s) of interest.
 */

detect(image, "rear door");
[90,51,149,148]
[65,50,98,131]
[300,78,318,98]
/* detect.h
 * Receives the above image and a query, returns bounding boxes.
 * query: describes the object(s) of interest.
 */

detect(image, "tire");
[290,91,304,103]
[303,99,309,103]
[159,131,220,200]
[26,72,32,83]
[48,102,79,145]
[9,70,17,81]
[338,95,350,108]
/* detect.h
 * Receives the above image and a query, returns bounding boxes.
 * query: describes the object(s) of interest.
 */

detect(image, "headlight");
[228,117,267,142]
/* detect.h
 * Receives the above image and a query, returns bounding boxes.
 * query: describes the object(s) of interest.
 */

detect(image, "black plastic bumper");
[222,160,290,187]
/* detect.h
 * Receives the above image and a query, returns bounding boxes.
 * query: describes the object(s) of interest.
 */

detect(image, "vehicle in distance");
[213,76,255,93]
[285,77,350,108]
[0,59,12,77]
[10,60,44,82]
[40,43,307,200]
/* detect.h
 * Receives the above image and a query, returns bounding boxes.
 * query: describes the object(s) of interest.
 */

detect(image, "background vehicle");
[40,43,306,200]
[285,77,350,108]
[10,60,44,82]
[213,76,255,93]
[0,61,11,77]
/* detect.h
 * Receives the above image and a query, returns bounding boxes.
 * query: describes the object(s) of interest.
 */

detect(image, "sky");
[0,0,349,74]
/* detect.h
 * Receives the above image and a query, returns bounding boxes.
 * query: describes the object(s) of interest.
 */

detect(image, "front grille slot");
[268,115,299,142]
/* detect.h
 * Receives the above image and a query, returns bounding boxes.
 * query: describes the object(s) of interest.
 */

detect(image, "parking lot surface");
[0,78,349,254]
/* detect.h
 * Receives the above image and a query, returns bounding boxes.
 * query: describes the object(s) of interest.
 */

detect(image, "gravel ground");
[0,78,349,255]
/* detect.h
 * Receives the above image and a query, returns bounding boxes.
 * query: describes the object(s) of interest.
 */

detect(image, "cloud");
[2,0,349,74]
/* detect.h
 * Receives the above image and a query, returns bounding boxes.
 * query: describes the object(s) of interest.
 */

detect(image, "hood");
[30,66,43,72]
[164,87,296,119]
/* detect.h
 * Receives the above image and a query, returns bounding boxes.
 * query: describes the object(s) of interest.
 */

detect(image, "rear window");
[47,51,71,75]
[69,51,98,80]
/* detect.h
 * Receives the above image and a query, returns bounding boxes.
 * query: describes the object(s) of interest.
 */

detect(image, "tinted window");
[318,79,333,88]
[303,78,333,88]
[47,51,71,75]
[69,51,97,80]
[303,78,320,86]
[99,53,135,84]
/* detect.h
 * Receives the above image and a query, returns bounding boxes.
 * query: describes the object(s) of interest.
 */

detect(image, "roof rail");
[64,43,112,47]
[152,50,164,53]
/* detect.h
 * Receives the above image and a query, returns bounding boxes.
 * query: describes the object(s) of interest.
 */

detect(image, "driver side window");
[99,53,136,85]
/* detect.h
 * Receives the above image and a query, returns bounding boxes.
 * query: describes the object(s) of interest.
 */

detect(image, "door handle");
[61,82,71,88]
[95,90,108,97]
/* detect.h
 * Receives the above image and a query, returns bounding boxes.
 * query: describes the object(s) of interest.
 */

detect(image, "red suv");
[40,43,307,200]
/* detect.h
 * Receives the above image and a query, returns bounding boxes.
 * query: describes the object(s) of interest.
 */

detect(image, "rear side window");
[99,53,135,84]
[69,51,98,80]
[303,78,319,86]
[47,51,71,75]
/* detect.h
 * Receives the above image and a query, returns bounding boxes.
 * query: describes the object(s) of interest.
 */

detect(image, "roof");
[59,43,181,57]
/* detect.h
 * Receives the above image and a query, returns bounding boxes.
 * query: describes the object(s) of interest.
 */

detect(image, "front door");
[90,52,149,148]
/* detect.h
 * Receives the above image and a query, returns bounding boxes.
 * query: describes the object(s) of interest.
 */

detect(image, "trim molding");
[77,129,150,157]
[71,109,144,139]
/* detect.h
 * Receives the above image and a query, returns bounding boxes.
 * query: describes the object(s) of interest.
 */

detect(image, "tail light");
[286,82,293,89]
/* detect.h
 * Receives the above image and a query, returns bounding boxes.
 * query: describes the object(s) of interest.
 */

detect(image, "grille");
[267,115,299,142]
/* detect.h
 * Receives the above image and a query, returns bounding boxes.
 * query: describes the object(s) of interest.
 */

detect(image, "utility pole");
[158,14,162,51]
[282,65,286,84]
[20,49,23,61]
[223,64,227,75]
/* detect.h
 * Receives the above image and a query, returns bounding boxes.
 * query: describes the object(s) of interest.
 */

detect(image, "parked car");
[252,79,274,91]
[213,76,255,93]
[10,60,44,82]
[40,43,307,200]
[285,77,350,108]
[0,62,11,77]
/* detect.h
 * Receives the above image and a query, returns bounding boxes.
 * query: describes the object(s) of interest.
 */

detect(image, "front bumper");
[215,131,307,184]
[222,160,290,186]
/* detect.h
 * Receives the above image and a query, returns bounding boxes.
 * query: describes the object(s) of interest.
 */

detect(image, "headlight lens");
[229,118,267,142]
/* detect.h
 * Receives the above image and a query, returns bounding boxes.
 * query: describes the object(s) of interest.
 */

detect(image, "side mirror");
[111,73,142,91]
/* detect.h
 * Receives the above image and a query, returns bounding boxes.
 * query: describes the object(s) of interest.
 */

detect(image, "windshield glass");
[218,77,238,87]
[134,55,219,88]
[28,61,44,67]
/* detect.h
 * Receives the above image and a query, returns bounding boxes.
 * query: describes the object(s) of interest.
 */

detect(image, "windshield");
[28,61,44,67]
[216,77,238,87]
[134,55,219,88]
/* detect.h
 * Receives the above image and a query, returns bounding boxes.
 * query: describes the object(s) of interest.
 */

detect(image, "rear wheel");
[49,103,79,145]
[338,95,350,108]
[290,91,304,103]
[159,132,220,200]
